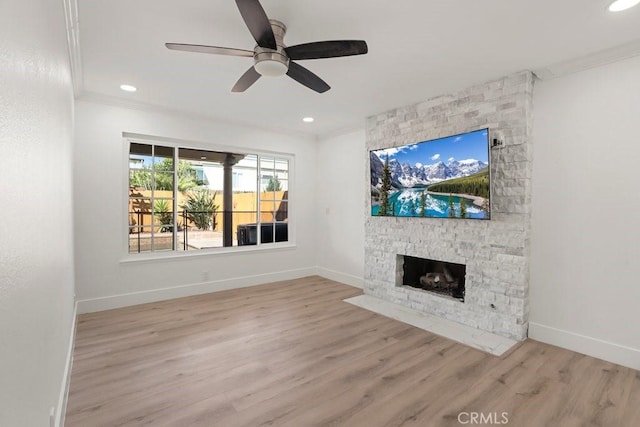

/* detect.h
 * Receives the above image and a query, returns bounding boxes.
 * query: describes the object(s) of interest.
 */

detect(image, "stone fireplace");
[364,72,533,340]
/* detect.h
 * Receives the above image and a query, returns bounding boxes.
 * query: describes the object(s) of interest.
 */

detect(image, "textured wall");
[0,0,76,425]
[365,72,534,340]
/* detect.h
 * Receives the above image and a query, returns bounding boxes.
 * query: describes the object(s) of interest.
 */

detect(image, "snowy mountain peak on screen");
[370,153,487,189]
[445,158,487,177]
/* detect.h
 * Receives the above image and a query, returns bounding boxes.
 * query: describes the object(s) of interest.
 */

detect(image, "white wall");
[0,0,76,425]
[530,56,640,369]
[315,130,366,287]
[73,101,318,311]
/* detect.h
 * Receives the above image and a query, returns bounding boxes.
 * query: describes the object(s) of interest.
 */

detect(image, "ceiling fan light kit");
[165,0,368,93]
[254,57,288,77]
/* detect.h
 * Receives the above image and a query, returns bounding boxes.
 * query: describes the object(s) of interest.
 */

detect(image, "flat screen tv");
[370,128,490,219]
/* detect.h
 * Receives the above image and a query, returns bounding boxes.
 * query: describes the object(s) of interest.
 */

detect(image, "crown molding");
[534,39,640,80]
[62,0,83,95]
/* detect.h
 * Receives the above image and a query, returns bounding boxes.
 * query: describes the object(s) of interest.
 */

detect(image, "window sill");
[120,242,297,265]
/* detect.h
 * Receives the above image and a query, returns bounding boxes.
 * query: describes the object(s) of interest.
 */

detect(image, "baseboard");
[55,301,77,427]
[529,322,640,370]
[316,267,364,289]
[76,267,317,314]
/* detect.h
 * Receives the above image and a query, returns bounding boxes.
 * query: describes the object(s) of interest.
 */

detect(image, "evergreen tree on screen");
[448,194,456,218]
[460,198,467,219]
[408,199,415,217]
[419,191,427,217]
[378,155,393,216]
[427,168,489,199]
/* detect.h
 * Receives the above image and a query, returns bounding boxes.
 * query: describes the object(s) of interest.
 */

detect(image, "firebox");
[399,255,466,301]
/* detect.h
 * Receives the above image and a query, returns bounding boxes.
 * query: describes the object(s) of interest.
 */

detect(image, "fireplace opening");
[400,255,466,301]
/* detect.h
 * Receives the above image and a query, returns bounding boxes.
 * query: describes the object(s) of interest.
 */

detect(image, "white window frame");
[122,133,295,261]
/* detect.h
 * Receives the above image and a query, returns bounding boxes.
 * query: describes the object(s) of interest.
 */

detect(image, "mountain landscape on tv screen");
[370,154,487,188]
[370,129,491,219]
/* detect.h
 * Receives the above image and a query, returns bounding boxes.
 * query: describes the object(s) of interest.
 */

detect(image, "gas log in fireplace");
[400,255,466,301]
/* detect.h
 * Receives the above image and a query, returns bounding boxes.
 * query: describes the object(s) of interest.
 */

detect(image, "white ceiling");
[76,0,640,138]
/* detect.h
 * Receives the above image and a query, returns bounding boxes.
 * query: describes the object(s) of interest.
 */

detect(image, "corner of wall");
[55,302,78,427]
[529,322,640,371]
[316,267,364,289]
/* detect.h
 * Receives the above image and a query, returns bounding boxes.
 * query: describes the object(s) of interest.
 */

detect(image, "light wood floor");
[66,276,640,426]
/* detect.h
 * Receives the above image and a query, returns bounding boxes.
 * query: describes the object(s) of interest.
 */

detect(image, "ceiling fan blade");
[235,0,276,50]
[232,66,261,92]
[285,40,368,60]
[286,62,330,93]
[165,43,254,57]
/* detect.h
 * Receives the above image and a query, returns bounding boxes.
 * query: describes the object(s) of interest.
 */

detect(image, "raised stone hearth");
[364,72,533,340]
[344,295,518,356]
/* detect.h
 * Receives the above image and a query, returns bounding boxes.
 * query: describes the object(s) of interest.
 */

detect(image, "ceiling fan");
[165,0,368,93]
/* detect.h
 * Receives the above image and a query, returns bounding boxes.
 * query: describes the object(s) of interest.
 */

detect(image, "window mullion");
[150,144,155,252]
[173,148,178,251]
[256,155,261,245]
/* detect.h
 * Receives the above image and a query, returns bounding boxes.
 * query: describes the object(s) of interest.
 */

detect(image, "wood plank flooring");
[66,276,640,426]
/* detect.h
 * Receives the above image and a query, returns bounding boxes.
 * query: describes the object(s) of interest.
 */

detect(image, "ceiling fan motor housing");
[253,20,289,76]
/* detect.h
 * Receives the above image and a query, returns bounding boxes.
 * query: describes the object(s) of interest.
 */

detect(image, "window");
[127,141,290,254]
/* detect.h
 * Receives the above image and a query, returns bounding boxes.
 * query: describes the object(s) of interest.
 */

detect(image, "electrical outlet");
[203,271,210,281]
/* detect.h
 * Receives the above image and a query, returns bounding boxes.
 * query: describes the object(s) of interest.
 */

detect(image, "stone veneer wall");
[365,72,534,340]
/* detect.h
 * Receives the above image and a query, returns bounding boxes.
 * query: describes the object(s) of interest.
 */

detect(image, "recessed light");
[303,117,314,123]
[200,156,207,160]
[120,84,137,92]
[608,0,640,12]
